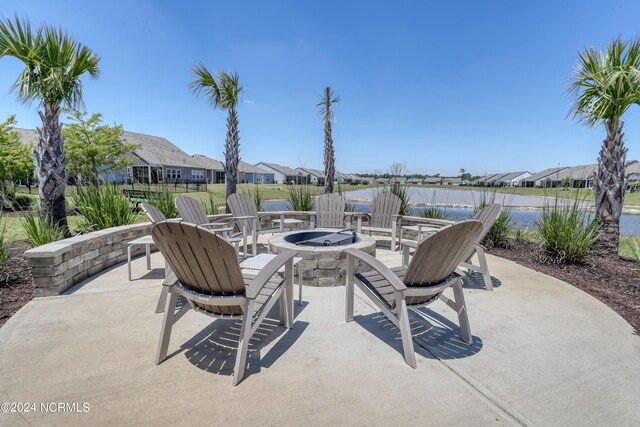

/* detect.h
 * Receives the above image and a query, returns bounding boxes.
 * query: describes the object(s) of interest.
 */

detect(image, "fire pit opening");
[284,230,359,246]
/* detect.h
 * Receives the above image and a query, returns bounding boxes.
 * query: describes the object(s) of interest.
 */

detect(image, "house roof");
[553,164,598,181]
[483,173,509,183]
[297,167,324,178]
[626,161,640,176]
[16,127,204,168]
[423,177,441,183]
[524,167,569,182]
[257,162,299,176]
[192,154,224,170]
[497,171,530,182]
[121,131,204,168]
[239,161,271,174]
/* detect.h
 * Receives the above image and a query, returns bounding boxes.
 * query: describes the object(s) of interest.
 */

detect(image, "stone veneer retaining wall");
[24,214,231,297]
[24,211,434,297]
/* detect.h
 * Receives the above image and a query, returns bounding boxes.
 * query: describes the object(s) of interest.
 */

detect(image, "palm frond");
[568,37,640,126]
[190,63,222,108]
[316,86,340,122]
[0,15,99,108]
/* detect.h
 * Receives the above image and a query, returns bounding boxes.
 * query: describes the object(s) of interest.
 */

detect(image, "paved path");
[0,242,638,426]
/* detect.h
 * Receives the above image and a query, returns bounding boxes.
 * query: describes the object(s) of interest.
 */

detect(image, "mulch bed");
[0,241,34,327]
[489,240,640,334]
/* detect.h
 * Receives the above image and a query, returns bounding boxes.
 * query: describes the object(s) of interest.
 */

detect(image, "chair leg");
[452,278,472,344]
[395,293,417,368]
[391,223,397,251]
[476,245,493,291]
[156,286,178,364]
[233,302,254,386]
[345,254,355,322]
[155,286,169,314]
[284,259,293,328]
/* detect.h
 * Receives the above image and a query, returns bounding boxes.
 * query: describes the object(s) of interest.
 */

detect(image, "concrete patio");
[1,238,639,426]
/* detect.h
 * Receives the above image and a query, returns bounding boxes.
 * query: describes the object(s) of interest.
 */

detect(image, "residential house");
[192,154,225,184]
[238,161,274,184]
[407,177,424,185]
[548,164,598,188]
[297,167,325,186]
[521,167,569,188]
[423,177,442,185]
[255,162,306,184]
[495,171,531,187]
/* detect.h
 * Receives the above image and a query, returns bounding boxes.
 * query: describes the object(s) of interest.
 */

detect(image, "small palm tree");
[568,38,640,255]
[0,16,100,234]
[317,87,340,194]
[190,65,242,210]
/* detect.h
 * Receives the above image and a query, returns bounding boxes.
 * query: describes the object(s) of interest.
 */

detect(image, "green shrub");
[287,185,315,211]
[344,202,355,212]
[420,205,448,220]
[22,213,65,247]
[73,185,137,233]
[535,197,599,264]
[147,187,179,219]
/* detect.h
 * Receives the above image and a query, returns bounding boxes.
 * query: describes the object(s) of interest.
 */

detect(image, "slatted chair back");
[404,220,483,287]
[152,221,245,315]
[141,203,167,224]
[370,193,401,228]
[227,193,259,233]
[316,193,345,228]
[473,203,502,242]
[175,196,209,226]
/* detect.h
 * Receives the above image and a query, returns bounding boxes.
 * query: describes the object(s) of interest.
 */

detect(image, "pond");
[262,200,640,236]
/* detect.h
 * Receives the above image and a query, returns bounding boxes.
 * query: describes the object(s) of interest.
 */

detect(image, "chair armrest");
[343,248,407,292]
[401,240,418,249]
[246,251,297,299]
[162,270,178,287]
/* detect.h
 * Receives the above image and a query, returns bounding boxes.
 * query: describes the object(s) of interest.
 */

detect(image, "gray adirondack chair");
[175,196,245,255]
[357,193,402,251]
[400,204,502,291]
[141,203,175,313]
[345,220,483,368]
[312,193,351,229]
[458,204,502,291]
[227,193,282,257]
[152,221,297,386]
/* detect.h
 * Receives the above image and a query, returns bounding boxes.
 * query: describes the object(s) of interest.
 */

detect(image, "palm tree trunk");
[36,102,69,236]
[224,108,240,212]
[323,120,335,194]
[594,119,627,256]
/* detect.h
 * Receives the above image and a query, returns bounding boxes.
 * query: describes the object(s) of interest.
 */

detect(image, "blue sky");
[1,0,640,177]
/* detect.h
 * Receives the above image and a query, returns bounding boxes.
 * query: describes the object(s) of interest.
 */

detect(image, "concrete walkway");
[1,241,639,426]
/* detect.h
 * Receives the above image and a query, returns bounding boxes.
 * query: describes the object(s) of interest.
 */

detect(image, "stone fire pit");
[268,229,376,287]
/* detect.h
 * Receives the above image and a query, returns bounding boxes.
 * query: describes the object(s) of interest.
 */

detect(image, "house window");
[191,169,205,181]
[165,168,182,179]
[255,175,263,184]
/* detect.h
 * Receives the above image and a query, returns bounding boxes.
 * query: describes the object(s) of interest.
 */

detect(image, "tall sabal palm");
[568,38,640,255]
[190,65,242,210]
[317,87,340,194]
[0,16,100,235]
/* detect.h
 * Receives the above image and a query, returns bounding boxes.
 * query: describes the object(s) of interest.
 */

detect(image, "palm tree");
[0,16,100,235]
[190,65,242,210]
[568,38,640,255]
[317,87,340,194]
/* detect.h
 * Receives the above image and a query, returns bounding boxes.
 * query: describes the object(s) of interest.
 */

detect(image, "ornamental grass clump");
[22,212,65,247]
[420,205,448,220]
[148,186,179,219]
[287,185,315,211]
[535,195,599,265]
[0,212,10,270]
[73,185,137,233]
[245,185,263,211]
